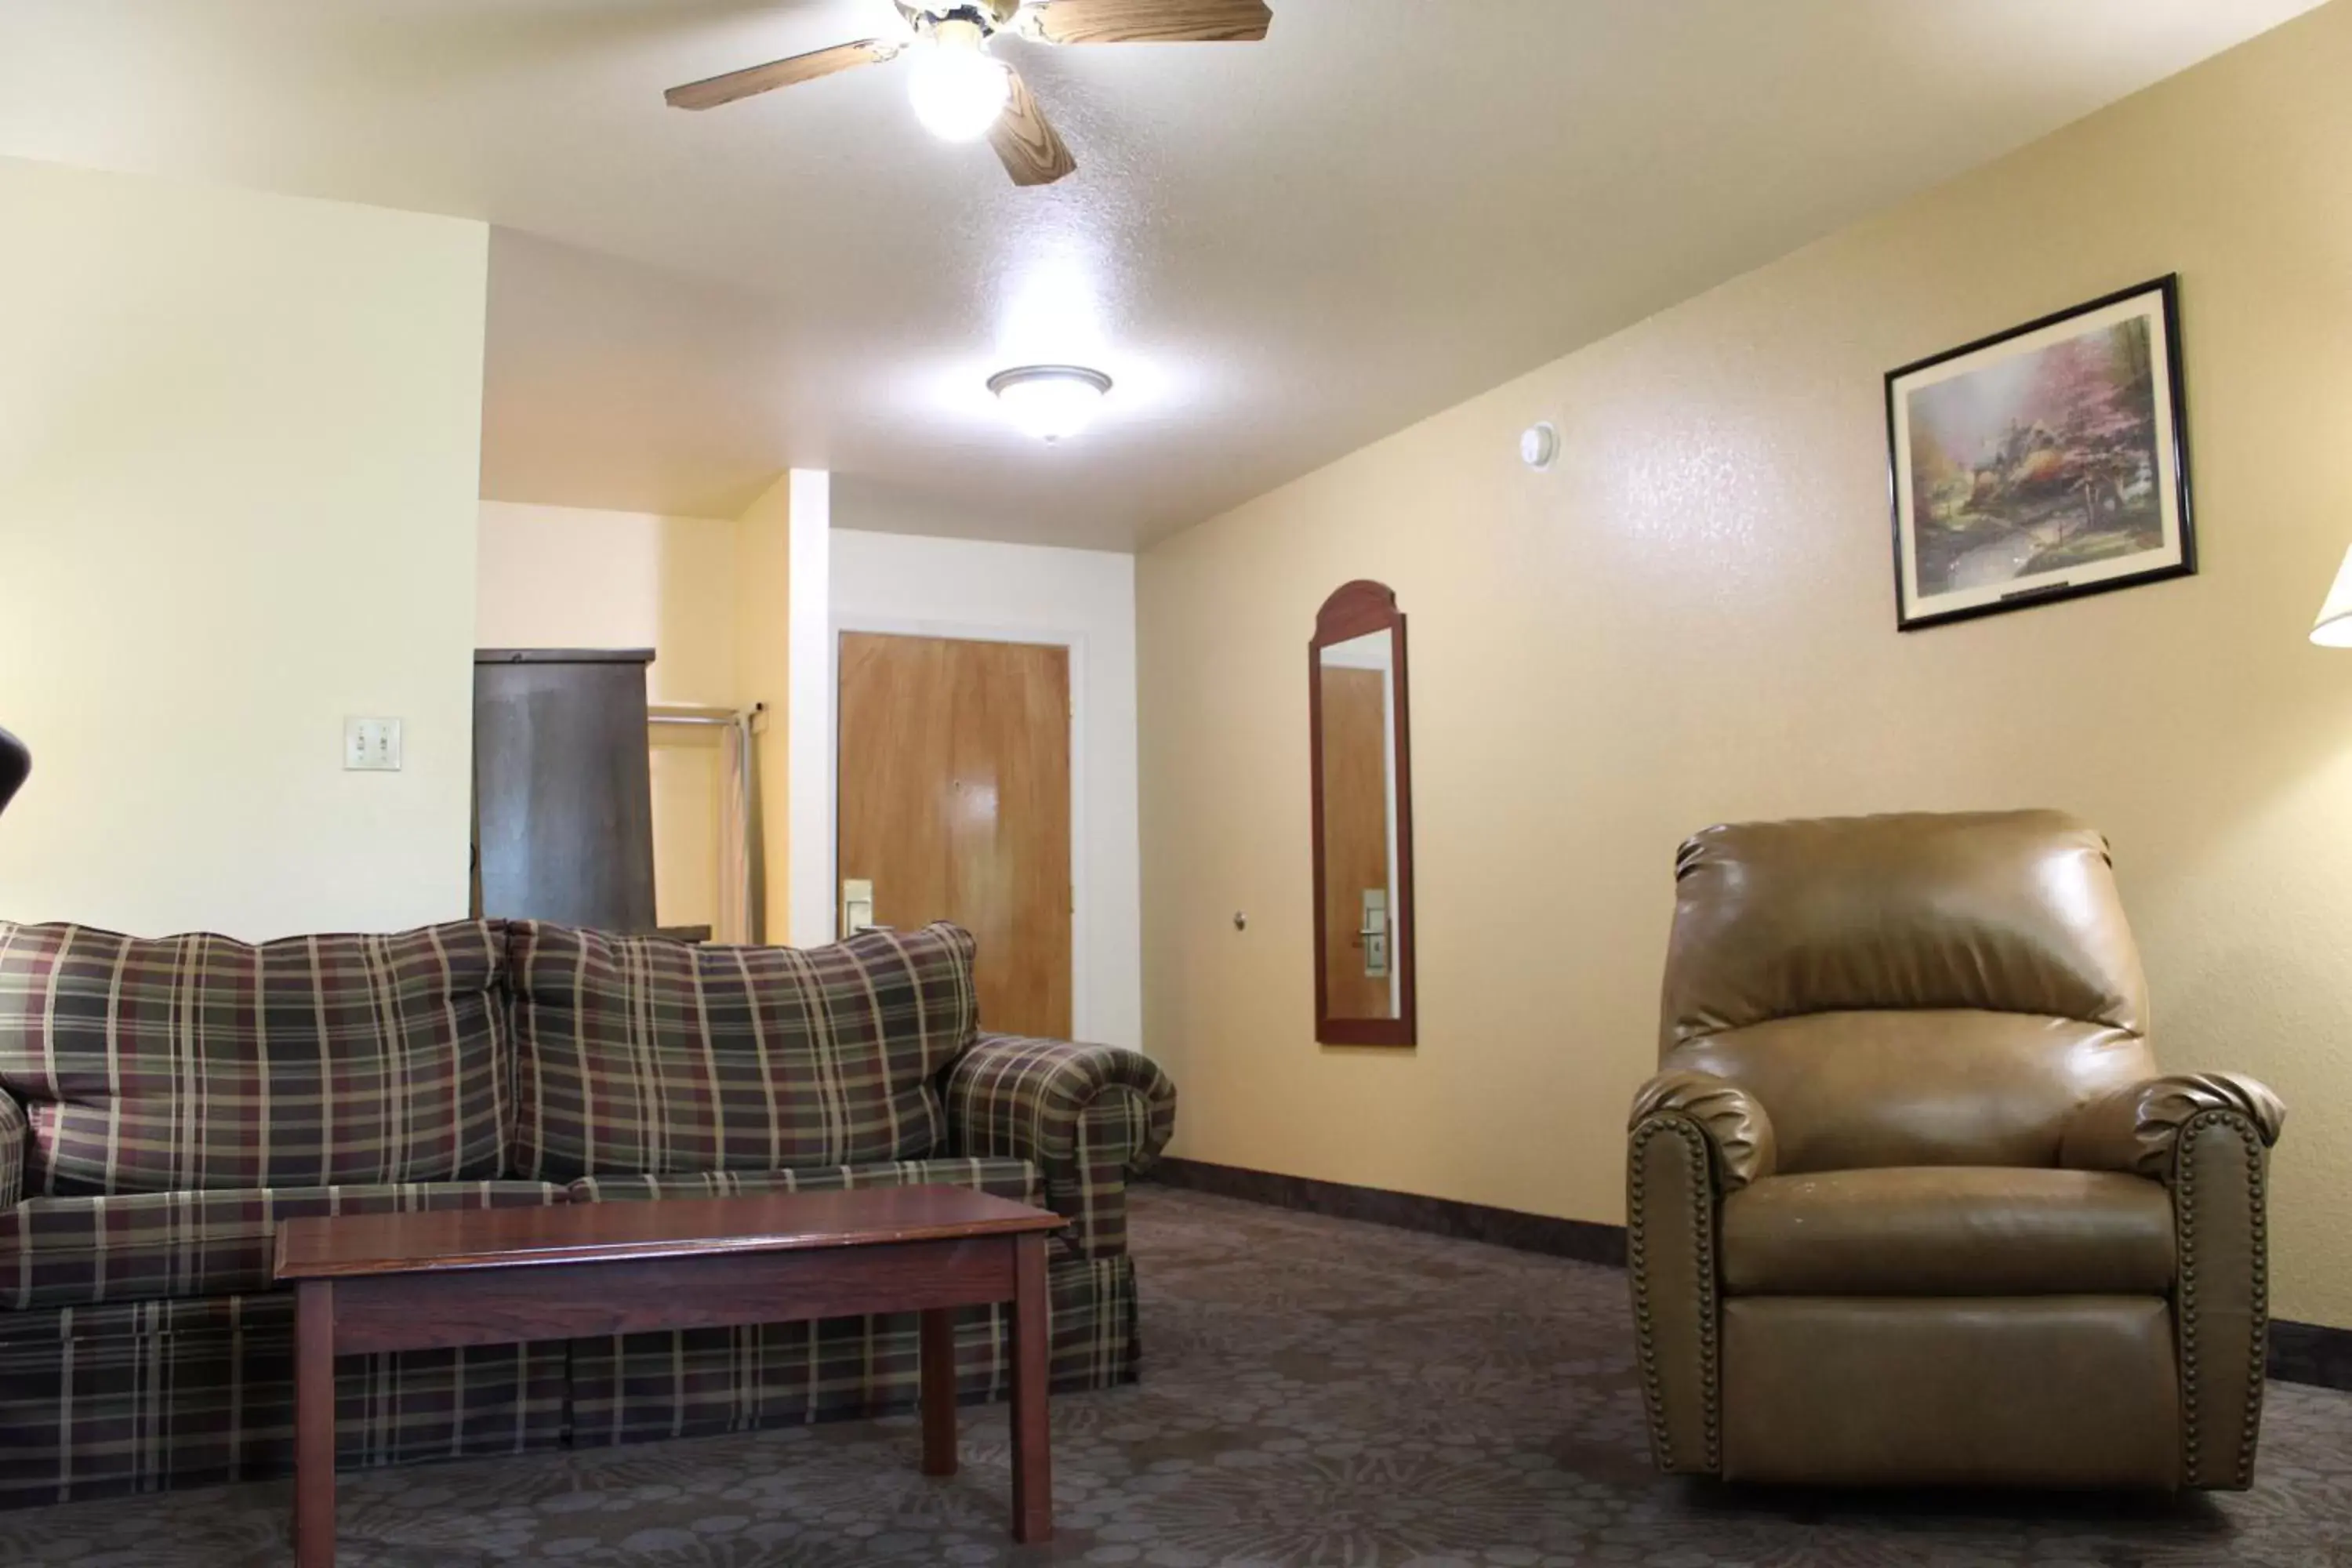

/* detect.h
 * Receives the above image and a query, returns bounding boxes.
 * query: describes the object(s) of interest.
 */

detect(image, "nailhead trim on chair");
[2177,1123,2199,1481]
[1625,1120,1666,1465]
[2173,1107,2270,1489]
[1626,1114,1720,1475]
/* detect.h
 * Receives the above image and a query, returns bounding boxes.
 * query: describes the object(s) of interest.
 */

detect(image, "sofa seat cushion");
[0,920,510,1195]
[0,1181,565,1310]
[567,1155,1041,1211]
[1720,1166,2175,1297]
[508,922,978,1181]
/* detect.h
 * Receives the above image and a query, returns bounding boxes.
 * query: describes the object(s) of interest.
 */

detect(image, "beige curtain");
[716,713,765,945]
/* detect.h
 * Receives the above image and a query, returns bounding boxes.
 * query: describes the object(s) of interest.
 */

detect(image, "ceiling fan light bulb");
[907,34,1011,143]
[989,365,1112,442]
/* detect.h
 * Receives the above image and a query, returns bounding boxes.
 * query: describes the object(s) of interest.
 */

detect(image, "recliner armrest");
[0,1090,24,1210]
[2063,1070,2282,1489]
[2060,1073,2286,1180]
[1628,1070,1777,1192]
[1626,1069,1766,1476]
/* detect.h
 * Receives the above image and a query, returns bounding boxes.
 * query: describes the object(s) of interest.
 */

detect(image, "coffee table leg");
[296,1279,336,1568]
[1009,1232,1052,1544]
[920,1306,958,1477]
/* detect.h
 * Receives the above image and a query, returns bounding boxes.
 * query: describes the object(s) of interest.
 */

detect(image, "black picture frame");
[1885,274,2195,632]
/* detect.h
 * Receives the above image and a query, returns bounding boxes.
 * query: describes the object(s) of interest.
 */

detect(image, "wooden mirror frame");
[1308,580,1417,1047]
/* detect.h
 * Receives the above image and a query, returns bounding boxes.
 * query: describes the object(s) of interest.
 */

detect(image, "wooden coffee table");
[274,1185,1066,1568]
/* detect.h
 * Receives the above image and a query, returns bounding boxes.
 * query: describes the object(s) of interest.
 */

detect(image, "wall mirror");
[1309,580,1416,1046]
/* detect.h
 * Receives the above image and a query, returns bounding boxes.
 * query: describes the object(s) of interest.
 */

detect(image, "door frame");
[828,615,1091,1042]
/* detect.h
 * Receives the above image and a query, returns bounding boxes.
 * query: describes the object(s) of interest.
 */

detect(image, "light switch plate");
[344,717,403,772]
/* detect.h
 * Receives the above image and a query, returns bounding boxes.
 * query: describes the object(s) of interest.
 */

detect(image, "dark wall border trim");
[1150,1156,1624,1269]
[2268,1319,2352,1391]
[1146,1156,2350,1392]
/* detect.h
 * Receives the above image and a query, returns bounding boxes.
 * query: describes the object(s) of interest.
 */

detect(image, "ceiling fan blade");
[665,39,902,111]
[989,67,1078,187]
[1027,0,1272,45]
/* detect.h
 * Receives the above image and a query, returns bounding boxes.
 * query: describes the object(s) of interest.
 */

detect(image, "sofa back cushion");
[506,921,978,1180]
[0,920,509,1196]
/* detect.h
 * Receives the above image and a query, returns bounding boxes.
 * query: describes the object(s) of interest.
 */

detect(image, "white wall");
[786,472,833,948]
[0,156,488,938]
[475,501,741,930]
[830,525,1143,1051]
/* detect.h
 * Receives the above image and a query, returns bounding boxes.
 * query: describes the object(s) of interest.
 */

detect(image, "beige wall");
[0,156,487,938]
[1138,2,2352,1329]
[474,501,742,931]
[474,478,825,946]
[734,474,796,944]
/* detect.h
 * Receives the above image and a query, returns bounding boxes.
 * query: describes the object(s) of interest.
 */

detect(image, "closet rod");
[648,701,765,728]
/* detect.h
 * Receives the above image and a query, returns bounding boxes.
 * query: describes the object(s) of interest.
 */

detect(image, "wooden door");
[837,633,1073,1037]
[1319,665,1392,1018]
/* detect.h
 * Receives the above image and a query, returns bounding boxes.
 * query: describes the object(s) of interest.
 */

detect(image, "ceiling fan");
[664,1,1275,187]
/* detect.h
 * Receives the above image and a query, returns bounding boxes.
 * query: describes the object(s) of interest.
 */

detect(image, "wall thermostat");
[1520,421,1559,471]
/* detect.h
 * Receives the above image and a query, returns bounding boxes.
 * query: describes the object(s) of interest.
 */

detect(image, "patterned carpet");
[4,1184,2351,1567]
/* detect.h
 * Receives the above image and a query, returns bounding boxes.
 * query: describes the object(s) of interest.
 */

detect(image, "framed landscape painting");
[1886,276,2194,631]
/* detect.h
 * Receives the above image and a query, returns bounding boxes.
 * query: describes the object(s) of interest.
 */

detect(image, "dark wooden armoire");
[471,648,658,934]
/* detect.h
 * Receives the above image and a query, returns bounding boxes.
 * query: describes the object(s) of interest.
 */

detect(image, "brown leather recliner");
[1626,811,2285,1490]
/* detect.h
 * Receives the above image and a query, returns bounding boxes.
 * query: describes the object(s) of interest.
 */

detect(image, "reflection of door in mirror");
[1319,634,1396,1019]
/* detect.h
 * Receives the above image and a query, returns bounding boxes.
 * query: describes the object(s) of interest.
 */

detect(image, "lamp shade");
[0,726,27,818]
[2314,545,2352,647]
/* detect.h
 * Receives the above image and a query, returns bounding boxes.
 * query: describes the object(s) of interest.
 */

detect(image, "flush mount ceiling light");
[989,365,1112,442]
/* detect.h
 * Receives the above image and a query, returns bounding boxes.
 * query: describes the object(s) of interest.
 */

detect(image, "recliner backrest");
[1657,811,2157,1171]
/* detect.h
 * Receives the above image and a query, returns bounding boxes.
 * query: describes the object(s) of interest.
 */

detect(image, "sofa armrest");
[0,1091,24,1210]
[1628,1070,1776,1192]
[2060,1073,2286,1180]
[945,1033,1177,1258]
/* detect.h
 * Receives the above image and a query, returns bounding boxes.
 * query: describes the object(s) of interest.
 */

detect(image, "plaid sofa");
[0,917,1174,1507]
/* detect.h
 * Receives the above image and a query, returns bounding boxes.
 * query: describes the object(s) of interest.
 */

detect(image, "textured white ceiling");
[0,0,2323,547]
